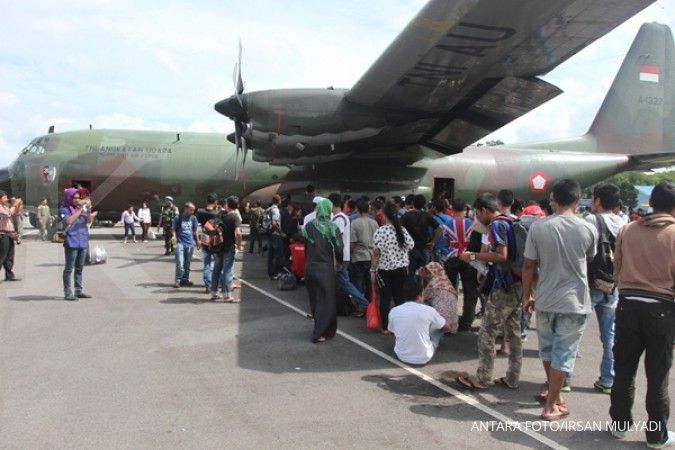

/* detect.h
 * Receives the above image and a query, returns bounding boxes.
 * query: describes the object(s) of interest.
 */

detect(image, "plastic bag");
[148,228,156,240]
[91,245,107,264]
[366,281,381,331]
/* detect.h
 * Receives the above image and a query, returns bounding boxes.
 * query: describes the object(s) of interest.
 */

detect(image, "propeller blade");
[235,39,244,106]
[234,120,243,180]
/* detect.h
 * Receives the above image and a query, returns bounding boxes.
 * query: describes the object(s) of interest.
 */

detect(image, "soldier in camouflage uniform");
[456,193,522,390]
[157,196,179,256]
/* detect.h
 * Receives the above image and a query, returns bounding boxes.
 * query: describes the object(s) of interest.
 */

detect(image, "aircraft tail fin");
[588,22,675,156]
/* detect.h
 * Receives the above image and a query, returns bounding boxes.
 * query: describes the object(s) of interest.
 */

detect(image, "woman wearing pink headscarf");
[418,261,459,333]
[58,187,97,301]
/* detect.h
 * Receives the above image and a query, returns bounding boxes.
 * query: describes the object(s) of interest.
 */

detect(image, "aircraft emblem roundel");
[40,166,57,184]
[529,171,550,194]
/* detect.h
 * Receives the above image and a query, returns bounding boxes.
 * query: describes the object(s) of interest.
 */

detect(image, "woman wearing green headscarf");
[301,199,343,343]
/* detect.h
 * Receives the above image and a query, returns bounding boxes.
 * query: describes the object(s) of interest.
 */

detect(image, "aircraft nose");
[215,95,247,121]
[0,166,11,196]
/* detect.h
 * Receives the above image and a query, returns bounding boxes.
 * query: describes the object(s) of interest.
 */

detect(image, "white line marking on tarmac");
[239,278,567,450]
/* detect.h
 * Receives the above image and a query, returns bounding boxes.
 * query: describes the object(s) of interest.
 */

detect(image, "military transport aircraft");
[1,0,674,226]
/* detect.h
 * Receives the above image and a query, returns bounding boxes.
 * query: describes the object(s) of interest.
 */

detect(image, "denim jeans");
[349,261,371,302]
[537,311,588,373]
[202,249,213,287]
[591,288,617,386]
[63,246,87,297]
[211,251,235,296]
[174,242,194,283]
[520,311,530,338]
[123,223,135,237]
[336,262,368,311]
[267,234,285,278]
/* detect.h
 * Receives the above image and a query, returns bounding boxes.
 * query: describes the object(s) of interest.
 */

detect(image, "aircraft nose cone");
[0,166,11,197]
[215,95,247,121]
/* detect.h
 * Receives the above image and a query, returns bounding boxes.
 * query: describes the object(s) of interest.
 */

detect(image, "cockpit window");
[20,137,48,155]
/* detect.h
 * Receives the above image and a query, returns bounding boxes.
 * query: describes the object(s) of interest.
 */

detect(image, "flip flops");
[455,376,487,391]
[540,408,570,421]
[493,377,518,389]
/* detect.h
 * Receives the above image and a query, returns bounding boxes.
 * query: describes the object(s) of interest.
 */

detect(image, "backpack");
[588,214,615,294]
[491,215,529,276]
[260,207,275,234]
[201,217,225,251]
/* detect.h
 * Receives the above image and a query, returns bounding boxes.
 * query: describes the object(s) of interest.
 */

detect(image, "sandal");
[456,376,487,391]
[494,377,518,389]
[540,408,570,421]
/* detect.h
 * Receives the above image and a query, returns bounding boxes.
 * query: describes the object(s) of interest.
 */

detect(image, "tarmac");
[0,225,671,449]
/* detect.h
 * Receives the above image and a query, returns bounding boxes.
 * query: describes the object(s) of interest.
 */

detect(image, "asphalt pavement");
[0,226,671,449]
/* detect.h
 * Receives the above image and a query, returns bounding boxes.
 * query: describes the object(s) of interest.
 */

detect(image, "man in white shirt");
[389,282,449,365]
[329,193,369,314]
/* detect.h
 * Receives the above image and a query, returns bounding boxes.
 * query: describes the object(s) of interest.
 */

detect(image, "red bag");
[366,281,382,331]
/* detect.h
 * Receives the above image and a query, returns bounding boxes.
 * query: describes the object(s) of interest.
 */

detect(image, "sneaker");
[64,295,78,301]
[610,428,627,440]
[594,380,612,395]
[546,380,572,392]
[76,293,92,299]
[211,293,222,301]
[271,274,280,280]
[647,430,674,449]
[172,283,180,288]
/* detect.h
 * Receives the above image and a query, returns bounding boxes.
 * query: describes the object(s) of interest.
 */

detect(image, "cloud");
[0,0,673,167]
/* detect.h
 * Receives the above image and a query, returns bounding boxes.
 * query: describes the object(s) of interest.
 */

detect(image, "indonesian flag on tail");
[639,65,660,83]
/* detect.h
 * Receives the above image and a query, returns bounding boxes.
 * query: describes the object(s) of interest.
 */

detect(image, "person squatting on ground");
[609,181,675,448]
[158,196,179,255]
[196,193,220,293]
[59,188,97,300]
[172,202,200,288]
[210,196,243,302]
[0,191,21,282]
[522,179,598,421]
[138,201,152,243]
[371,202,414,334]
[456,193,524,391]
[301,199,343,343]
[388,281,450,365]
[418,261,459,333]
[329,193,370,315]
[121,204,140,244]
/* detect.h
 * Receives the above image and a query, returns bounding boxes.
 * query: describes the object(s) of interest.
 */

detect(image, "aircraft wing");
[346,0,654,154]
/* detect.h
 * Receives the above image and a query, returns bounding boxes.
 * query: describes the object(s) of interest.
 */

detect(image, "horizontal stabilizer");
[627,152,675,170]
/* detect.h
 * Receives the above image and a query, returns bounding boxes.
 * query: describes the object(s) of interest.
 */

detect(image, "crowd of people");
[0,178,673,447]
[262,180,673,447]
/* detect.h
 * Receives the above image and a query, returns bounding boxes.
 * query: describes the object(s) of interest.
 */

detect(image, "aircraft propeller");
[232,40,248,181]
[214,39,250,181]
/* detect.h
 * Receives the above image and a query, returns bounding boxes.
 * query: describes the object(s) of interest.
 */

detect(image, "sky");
[1,0,674,167]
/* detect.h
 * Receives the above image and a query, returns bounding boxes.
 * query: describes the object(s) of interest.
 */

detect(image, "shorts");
[536,311,588,373]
